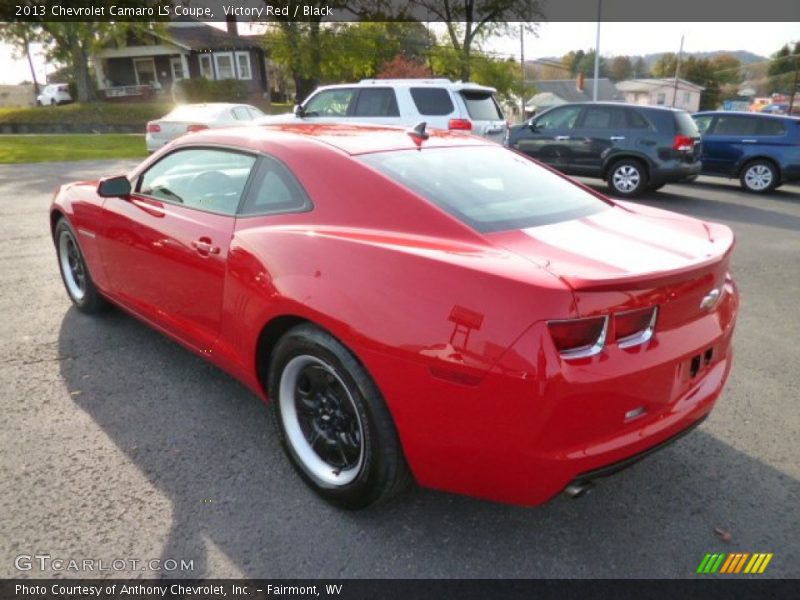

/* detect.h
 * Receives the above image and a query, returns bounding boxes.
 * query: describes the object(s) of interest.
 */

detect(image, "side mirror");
[97,175,131,198]
[293,104,306,118]
[529,120,539,131]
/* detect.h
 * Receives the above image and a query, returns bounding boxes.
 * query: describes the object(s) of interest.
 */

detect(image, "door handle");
[192,238,220,256]
[610,136,626,141]
[740,139,757,143]
[554,136,570,141]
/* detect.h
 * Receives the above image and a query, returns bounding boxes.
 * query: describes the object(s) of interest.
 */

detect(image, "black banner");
[2,0,799,22]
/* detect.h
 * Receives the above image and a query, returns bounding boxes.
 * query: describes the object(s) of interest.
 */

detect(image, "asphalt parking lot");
[0,160,798,579]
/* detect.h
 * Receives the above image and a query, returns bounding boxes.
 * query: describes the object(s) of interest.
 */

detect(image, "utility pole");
[789,56,798,115]
[672,35,684,108]
[592,0,602,101]
[520,24,525,120]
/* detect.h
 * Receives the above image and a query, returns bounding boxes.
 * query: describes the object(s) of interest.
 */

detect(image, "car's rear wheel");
[268,324,411,509]
[54,219,107,314]
[740,160,778,194]
[608,159,648,197]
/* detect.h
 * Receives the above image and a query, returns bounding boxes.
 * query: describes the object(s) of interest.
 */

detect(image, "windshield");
[359,146,608,233]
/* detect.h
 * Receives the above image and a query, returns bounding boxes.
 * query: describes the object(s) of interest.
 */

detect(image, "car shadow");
[57,307,800,578]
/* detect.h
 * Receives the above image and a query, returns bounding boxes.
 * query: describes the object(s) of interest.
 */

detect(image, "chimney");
[225,15,238,36]
[576,72,585,93]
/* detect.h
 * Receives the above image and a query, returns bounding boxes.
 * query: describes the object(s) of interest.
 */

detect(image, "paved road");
[0,161,798,579]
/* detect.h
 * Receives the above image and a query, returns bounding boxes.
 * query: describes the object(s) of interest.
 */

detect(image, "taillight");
[547,316,608,359]
[448,118,472,131]
[673,134,694,151]
[146,122,161,133]
[614,306,658,348]
[187,124,209,133]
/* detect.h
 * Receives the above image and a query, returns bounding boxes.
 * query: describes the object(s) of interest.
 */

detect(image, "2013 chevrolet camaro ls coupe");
[50,123,739,509]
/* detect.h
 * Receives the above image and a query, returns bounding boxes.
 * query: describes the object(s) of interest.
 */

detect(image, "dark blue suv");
[693,112,800,193]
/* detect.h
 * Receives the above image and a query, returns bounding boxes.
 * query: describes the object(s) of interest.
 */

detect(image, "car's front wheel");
[269,324,411,509]
[608,159,648,197]
[740,160,778,194]
[54,219,107,313]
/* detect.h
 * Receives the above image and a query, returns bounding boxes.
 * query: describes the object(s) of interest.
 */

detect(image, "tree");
[406,0,543,81]
[0,23,41,102]
[377,55,432,79]
[710,54,742,85]
[608,56,633,82]
[633,56,648,78]
[574,50,608,78]
[767,42,800,95]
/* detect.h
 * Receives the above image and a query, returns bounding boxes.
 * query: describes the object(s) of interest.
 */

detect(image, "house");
[525,76,623,114]
[616,78,704,113]
[91,19,268,102]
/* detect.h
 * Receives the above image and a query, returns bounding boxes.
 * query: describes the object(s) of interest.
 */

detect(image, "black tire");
[607,158,649,197]
[739,159,779,194]
[268,324,412,509]
[649,183,666,192]
[54,219,108,314]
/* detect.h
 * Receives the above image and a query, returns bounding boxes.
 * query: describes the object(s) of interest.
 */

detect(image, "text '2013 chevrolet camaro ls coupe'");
[50,123,739,509]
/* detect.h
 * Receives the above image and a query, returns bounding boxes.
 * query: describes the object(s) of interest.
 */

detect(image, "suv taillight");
[673,134,695,151]
[547,316,608,359]
[146,122,161,133]
[448,118,472,131]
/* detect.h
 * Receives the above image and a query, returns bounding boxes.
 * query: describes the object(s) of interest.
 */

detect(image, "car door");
[569,105,630,176]
[510,105,583,171]
[699,114,761,175]
[98,147,257,351]
[301,88,357,123]
[349,87,403,125]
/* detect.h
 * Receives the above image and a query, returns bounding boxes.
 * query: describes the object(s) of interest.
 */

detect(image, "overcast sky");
[0,21,796,85]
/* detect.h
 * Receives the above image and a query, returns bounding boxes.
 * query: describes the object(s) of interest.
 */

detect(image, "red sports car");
[50,123,739,509]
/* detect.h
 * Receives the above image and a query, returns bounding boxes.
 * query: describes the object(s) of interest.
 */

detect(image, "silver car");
[145,103,265,152]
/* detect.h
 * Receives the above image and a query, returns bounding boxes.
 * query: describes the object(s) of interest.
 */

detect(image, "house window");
[214,52,235,80]
[682,92,691,106]
[235,51,252,80]
[199,54,214,79]
[656,92,666,105]
[170,57,185,81]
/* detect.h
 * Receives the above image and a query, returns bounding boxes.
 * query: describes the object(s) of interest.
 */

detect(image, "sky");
[0,21,796,85]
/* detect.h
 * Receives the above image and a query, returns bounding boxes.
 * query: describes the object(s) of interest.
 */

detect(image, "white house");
[616,78,705,112]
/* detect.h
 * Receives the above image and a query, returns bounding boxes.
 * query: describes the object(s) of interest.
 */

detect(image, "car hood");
[485,201,734,291]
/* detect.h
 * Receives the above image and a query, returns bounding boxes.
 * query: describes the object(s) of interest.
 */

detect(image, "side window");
[693,115,714,134]
[239,157,312,217]
[353,88,400,117]
[758,118,787,136]
[410,87,455,116]
[137,148,256,216]
[535,106,582,130]
[304,89,355,117]
[713,116,760,136]
[656,93,666,105]
[579,106,626,129]
[627,109,652,129]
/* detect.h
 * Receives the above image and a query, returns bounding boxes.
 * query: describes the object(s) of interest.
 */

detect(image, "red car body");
[50,124,739,506]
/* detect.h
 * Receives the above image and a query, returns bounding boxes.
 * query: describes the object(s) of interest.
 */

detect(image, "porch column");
[180,52,189,80]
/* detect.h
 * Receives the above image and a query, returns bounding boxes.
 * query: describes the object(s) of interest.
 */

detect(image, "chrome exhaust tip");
[564,481,594,498]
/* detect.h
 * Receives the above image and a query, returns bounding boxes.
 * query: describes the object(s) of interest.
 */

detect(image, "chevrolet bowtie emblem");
[700,288,721,310]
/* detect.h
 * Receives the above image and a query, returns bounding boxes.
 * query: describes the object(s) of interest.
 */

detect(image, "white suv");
[37,84,72,106]
[261,79,508,142]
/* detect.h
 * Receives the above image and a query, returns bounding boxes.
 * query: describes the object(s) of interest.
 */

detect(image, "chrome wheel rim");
[58,230,86,301]
[744,164,773,191]
[279,355,364,488]
[612,165,641,193]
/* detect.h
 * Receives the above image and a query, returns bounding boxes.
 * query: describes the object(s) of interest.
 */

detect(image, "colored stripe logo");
[697,553,773,574]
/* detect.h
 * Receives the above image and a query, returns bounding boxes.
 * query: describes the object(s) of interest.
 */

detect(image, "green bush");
[174,78,249,103]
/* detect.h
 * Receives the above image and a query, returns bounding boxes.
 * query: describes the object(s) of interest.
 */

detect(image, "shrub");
[173,78,249,103]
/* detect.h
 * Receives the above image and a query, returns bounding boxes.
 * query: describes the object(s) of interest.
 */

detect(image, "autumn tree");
[608,56,633,82]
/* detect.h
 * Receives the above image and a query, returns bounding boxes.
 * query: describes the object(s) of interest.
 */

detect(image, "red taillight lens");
[448,118,472,131]
[673,134,694,151]
[146,122,161,133]
[186,123,209,133]
[548,316,607,358]
[614,307,657,346]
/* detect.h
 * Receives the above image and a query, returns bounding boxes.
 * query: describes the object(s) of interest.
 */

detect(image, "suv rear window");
[359,146,607,233]
[410,88,454,116]
[460,91,504,120]
[674,112,700,136]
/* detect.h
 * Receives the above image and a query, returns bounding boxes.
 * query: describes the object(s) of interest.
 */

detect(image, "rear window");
[460,91,504,120]
[674,112,700,136]
[758,118,787,136]
[56,85,69,92]
[410,88,454,116]
[359,146,608,233]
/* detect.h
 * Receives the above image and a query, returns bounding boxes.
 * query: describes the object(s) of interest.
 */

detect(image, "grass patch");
[0,134,147,164]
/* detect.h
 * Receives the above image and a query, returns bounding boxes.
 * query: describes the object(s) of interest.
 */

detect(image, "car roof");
[183,123,493,155]
[694,110,800,122]
[313,79,498,94]
[542,101,688,114]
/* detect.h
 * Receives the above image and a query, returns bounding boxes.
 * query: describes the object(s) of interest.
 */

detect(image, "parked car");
[145,103,265,152]
[51,123,738,509]
[507,102,702,197]
[692,111,800,193]
[37,84,72,106]
[259,79,508,142]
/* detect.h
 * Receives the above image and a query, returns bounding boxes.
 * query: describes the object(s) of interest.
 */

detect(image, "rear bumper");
[144,134,172,153]
[650,160,702,185]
